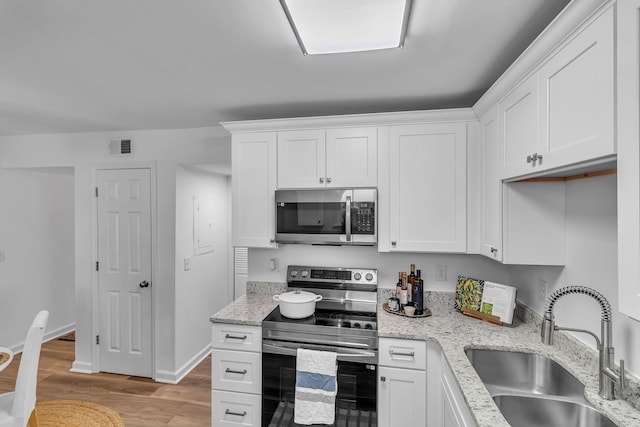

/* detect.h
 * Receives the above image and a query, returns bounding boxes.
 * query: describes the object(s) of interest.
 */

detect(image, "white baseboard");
[9,323,75,354]
[70,360,94,374]
[155,344,211,384]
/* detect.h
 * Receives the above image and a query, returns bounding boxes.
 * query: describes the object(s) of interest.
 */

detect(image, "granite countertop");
[210,289,640,427]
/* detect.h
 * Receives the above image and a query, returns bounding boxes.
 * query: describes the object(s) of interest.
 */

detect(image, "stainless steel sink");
[465,348,618,426]
[493,395,617,427]
[464,348,585,399]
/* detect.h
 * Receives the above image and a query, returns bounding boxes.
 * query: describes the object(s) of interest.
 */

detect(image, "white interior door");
[97,168,152,377]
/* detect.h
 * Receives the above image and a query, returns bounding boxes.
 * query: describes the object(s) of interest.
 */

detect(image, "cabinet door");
[277,129,325,188]
[441,360,475,427]
[479,107,502,261]
[500,73,540,179]
[617,0,640,320]
[232,133,277,248]
[539,6,615,170]
[388,123,467,252]
[378,366,426,427]
[325,127,378,187]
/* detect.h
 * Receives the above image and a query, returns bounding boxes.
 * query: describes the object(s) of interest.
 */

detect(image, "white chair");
[0,311,49,427]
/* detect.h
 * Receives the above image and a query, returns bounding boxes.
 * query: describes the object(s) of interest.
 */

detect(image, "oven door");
[262,340,377,427]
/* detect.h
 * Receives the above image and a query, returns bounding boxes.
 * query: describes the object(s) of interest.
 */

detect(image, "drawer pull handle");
[225,409,247,417]
[389,349,415,357]
[225,368,248,375]
[225,334,248,341]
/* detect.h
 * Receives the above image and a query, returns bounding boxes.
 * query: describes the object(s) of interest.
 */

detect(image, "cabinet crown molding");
[473,0,612,118]
[220,108,476,134]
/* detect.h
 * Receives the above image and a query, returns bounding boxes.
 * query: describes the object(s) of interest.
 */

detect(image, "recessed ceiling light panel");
[280,0,413,55]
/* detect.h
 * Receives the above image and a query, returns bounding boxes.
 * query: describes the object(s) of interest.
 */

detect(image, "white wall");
[248,245,510,292]
[0,167,75,349]
[0,126,231,379]
[175,165,230,373]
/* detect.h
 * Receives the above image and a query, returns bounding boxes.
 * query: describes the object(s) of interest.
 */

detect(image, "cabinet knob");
[380,376,386,382]
[391,241,397,246]
[490,247,498,254]
[326,177,332,183]
[270,238,275,243]
[319,177,324,184]
[527,154,534,163]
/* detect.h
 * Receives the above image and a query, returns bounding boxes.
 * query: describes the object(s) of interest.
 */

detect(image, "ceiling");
[0,0,571,136]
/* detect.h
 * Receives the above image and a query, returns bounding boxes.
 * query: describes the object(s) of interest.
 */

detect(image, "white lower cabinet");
[441,359,476,427]
[377,338,427,427]
[212,324,262,427]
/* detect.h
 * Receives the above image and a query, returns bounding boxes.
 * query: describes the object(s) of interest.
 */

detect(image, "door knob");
[139,280,150,288]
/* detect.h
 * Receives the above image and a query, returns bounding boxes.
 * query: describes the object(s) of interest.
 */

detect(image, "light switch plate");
[184,256,191,271]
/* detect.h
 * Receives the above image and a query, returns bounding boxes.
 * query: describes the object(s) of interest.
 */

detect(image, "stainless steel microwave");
[275,188,377,246]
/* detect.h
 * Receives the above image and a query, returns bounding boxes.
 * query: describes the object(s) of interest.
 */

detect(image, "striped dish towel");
[294,348,338,425]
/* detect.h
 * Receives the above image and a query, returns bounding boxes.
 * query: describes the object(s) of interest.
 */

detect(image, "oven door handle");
[321,297,377,304]
[262,341,376,361]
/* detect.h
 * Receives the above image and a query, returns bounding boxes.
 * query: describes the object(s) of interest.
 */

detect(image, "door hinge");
[96,335,100,345]
[95,187,98,197]
[96,261,99,271]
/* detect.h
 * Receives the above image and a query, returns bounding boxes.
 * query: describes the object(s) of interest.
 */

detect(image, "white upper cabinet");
[277,127,377,189]
[385,123,467,253]
[277,129,326,189]
[538,5,615,170]
[231,132,278,248]
[499,5,615,180]
[325,127,378,188]
[500,73,540,179]
[617,0,640,320]
[479,107,502,261]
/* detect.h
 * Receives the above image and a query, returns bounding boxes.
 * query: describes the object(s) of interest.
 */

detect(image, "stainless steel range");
[262,265,378,427]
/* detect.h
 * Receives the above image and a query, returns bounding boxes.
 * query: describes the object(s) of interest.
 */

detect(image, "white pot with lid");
[273,289,323,319]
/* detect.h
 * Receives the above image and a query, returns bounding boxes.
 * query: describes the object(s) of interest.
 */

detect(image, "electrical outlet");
[436,265,447,281]
[538,279,548,301]
[184,257,191,271]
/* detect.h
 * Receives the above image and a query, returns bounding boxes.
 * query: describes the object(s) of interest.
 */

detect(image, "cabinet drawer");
[379,338,426,370]
[212,323,262,352]
[212,390,261,427]
[212,349,261,394]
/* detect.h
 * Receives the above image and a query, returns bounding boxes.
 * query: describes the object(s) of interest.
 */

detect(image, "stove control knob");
[290,270,298,277]
[365,273,374,281]
[364,323,373,330]
[353,323,362,329]
[354,272,362,281]
[301,270,308,277]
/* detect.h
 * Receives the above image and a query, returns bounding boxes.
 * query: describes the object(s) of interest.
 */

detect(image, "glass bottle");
[388,290,400,312]
[408,264,416,303]
[412,269,424,315]
[399,272,408,306]
[396,272,403,299]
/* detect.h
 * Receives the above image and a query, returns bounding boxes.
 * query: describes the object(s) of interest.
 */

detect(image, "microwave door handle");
[346,195,352,242]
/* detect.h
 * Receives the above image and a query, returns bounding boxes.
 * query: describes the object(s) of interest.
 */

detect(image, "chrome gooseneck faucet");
[541,285,626,400]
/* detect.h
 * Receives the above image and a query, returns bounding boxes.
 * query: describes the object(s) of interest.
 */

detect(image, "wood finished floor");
[0,338,211,426]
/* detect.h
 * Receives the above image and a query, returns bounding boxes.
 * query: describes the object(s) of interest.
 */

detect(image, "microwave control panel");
[351,202,375,234]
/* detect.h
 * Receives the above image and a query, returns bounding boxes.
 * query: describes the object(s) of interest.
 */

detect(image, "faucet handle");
[619,359,627,390]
